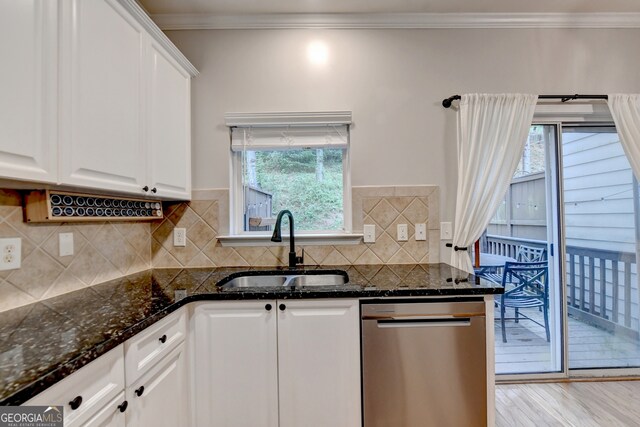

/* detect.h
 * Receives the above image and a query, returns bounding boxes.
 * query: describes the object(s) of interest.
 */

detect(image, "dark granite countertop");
[0,263,501,406]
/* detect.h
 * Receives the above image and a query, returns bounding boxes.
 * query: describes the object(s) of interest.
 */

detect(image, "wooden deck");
[495,306,640,374]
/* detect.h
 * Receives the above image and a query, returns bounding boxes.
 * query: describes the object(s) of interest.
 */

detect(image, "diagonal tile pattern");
[0,189,151,313]
[0,185,439,312]
[152,186,439,269]
[360,193,431,265]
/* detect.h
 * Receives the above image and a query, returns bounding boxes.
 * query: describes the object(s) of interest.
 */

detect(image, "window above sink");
[226,111,355,244]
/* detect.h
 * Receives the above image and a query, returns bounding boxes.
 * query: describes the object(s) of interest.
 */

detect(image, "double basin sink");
[219,270,348,289]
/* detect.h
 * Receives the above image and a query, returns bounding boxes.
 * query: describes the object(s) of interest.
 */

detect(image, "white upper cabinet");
[0,0,58,183]
[0,0,196,199]
[58,0,147,195]
[146,40,192,200]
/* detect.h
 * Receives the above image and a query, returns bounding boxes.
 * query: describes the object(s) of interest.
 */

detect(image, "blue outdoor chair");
[498,261,549,343]
[516,245,547,263]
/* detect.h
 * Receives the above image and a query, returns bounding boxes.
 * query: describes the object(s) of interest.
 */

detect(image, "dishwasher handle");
[374,317,473,329]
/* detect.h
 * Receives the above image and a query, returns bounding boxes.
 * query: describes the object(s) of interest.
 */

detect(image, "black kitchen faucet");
[271,209,304,269]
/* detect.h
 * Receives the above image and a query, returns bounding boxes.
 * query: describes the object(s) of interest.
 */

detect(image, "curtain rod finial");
[442,95,461,109]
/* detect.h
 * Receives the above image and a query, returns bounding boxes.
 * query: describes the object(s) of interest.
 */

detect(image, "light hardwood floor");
[496,381,640,426]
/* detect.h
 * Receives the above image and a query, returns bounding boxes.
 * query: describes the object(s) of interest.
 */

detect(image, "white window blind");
[230,125,349,152]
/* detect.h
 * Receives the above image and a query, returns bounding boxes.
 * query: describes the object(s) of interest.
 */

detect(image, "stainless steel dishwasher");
[361,298,487,427]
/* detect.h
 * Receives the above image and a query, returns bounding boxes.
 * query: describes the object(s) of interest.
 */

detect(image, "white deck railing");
[485,234,639,340]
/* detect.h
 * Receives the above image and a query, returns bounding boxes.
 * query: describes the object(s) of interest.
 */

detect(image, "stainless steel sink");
[221,275,289,288]
[220,272,348,289]
[287,274,346,287]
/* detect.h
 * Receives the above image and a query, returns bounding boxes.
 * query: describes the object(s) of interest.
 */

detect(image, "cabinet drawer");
[124,308,186,385]
[71,391,126,427]
[25,345,124,427]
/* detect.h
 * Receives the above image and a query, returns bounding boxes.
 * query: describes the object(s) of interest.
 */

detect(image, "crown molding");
[151,12,640,30]
[116,0,198,75]
[224,111,353,127]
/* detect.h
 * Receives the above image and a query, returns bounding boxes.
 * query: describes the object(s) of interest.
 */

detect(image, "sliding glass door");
[482,124,563,375]
[485,121,640,379]
[561,125,640,371]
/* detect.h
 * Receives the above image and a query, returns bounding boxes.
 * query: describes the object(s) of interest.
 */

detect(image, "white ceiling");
[138,0,640,15]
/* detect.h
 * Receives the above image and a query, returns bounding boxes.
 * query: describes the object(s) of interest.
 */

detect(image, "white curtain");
[608,94,640,180]
[451,93,538,273]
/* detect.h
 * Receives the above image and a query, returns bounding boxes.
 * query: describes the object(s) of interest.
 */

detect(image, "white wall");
[165,28,640,247]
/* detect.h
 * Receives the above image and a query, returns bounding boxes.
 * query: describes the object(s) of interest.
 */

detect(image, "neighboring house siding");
[562,131,639,333]
[562,131,636,253]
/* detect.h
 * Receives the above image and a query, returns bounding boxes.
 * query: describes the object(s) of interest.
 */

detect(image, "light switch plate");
[174,228,187,247]
[363,224,376,243]
[415,223,427,241]
[59,232,74,257]
[440,222,453,240]
[397,224,408,241]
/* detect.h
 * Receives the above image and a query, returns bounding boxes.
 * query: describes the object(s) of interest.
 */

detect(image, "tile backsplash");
[151,186,440,268]
[0,189,151,312]
[0,185,439,312]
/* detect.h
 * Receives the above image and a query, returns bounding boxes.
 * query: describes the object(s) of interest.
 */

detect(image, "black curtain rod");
[441,94,609,108]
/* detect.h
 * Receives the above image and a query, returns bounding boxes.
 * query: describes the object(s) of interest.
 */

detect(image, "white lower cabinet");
[25,300,361,427]
[25,345,126,427]
[123,307,189,427]
[192,299,361,427]
[277,299,361,427]
[81,392,127,427]
[24,308,188,427]
[193,301,279,427]
[125,344,189,427]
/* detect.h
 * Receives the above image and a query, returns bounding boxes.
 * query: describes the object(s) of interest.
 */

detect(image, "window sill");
[217,233,364,247]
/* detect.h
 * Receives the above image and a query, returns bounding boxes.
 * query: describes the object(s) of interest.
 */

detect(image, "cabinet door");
[277,299,361,427]
[126,344,188,427]
[25,345,125,427]
[74,392,126,427]
[193,301,278,427]
[146,40,191,200]
[59,0,146,195]
[0,0,57,182]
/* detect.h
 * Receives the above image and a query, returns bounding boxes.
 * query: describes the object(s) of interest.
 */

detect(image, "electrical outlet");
[397,224,408,241]
[59,232,74,257]
[363,224,376,243]
[415,223,427,241]
[0,238,21,271]
[173,228,186,247]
